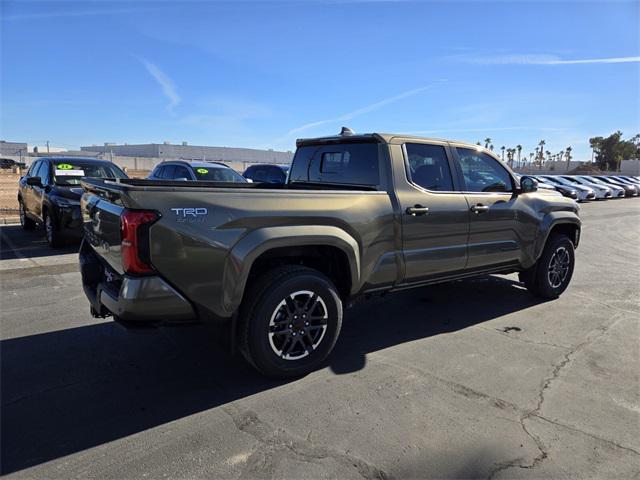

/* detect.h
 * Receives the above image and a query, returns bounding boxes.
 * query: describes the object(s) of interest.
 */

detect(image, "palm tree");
[558,150,564,165]
[545,150,551,162]
[476,141,481,146]
[565,146,573,171]
[484,138,492,148]
[538,140,546,161]
[489,144,494,151]
[516,145,522,168]
[529,152,534,168]
[501,146,506,160]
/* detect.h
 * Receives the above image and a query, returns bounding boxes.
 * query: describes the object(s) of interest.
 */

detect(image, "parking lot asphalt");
[1,199,639,479]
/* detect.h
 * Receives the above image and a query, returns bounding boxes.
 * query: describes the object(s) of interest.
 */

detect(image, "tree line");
[477,131,639,171]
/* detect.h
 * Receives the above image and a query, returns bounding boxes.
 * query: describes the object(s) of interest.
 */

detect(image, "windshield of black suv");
[53,161,128,185]
[193,166,247,182]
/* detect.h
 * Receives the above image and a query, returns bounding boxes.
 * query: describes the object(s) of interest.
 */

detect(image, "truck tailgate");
[81,182,126,274]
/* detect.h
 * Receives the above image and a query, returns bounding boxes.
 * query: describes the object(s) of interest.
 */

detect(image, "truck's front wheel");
[520,233,575,299]
[239,266,343,378]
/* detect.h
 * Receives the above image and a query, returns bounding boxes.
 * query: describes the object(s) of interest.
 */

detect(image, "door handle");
[406,205,429,216]
[470,204,489,213]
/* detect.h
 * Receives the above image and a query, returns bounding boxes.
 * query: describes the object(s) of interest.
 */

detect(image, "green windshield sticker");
[56,163,74,170]
[196,168,209,174]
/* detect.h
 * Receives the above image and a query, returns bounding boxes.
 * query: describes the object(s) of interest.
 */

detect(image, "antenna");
[340,126,355,136]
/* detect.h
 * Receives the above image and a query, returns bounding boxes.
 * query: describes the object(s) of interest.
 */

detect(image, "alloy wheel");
[45,215,53,244]
[268,290,328,360]
[548,246,570,288]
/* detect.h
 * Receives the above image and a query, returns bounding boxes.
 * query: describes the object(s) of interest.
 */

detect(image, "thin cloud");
[4,8,153,21]
[138,58,181,111]
[283,82,444,138]
[457,54,640,65]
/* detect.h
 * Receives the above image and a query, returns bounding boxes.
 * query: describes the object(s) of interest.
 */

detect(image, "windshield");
[53,161,127,185]
[194,166,247,182]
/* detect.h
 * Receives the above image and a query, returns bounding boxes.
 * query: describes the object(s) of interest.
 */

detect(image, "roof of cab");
[296,132,485,150]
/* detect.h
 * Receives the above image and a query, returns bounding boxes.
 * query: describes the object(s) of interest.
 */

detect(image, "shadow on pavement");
[0,224,79,260]
[1,275,545,475]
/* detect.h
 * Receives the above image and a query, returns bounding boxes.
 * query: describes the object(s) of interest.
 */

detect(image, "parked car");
[243,164,290,184]
[537,175,598,201]
[610,175,640,188]
[587,175,637,197]
[571,175,625,198]
[79,131,580,378]
[18,157,128,247]
[516,174,576,199]
[148,160,248,183]
[1,158,27,169]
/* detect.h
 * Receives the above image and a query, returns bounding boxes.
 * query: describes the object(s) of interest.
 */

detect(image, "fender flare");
[221,225,360,315]
[532,212,581,262]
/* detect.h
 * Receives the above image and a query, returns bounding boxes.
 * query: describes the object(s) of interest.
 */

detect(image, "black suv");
[18,157,127,247]
[243,164,290,184]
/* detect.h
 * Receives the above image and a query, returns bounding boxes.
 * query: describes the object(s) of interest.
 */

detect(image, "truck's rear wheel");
[520,234,575,299]
[239,266,343,378]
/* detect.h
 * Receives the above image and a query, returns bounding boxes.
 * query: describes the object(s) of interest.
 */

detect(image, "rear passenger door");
[396,142,470,282]
[453,147,526,270]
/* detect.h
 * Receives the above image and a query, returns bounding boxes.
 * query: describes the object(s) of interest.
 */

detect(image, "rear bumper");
[79,240,195,325]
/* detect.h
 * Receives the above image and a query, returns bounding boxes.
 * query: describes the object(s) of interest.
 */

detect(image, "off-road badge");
[171,207,208,223]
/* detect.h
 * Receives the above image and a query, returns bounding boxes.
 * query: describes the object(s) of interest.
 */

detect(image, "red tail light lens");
[120,209,159,274]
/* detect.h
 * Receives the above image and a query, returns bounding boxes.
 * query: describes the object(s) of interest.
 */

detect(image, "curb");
[1,217,20,225]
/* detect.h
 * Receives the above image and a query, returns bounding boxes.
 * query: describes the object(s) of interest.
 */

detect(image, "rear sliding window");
[290,143,379,186]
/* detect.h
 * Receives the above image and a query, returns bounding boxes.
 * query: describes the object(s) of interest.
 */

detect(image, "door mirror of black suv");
[519,176,538,193]
[26,177,42,187]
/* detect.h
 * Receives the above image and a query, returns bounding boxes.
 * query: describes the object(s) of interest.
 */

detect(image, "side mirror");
[26,177,42,187]
[520,176,538,193]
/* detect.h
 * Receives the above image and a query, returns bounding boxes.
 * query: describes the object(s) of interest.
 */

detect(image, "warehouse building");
[0,140,28,156]
[80,142,293,164]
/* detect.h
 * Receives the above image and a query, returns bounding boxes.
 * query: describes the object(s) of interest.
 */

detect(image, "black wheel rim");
[268,290,328,361]
[548,246,570,288]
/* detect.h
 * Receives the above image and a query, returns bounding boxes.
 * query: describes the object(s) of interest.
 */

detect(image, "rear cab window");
[405,143,454,192]
[290,142,380,188]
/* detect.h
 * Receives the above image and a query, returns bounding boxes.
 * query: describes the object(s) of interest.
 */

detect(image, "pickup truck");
[79,131,581,377]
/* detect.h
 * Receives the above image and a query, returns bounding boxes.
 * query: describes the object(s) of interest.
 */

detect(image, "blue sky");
[1,1,638,160]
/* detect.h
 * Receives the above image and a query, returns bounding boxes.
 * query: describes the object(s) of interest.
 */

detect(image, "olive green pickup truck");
[79,131,580,377]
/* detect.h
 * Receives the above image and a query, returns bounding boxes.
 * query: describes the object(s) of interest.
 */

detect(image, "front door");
[453,147,524,270]
[398,142,469,283]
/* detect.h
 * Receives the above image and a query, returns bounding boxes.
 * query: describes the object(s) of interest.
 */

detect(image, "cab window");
[405,143,454,191]
[291,143,379,186]
[456,148,513,193]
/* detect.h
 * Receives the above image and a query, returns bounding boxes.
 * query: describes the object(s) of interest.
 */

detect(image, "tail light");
[120,209,159,274]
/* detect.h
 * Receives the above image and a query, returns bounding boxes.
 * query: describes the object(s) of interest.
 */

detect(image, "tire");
[19,199,35,230]
[43,210,64,248]
[238,265,343,378]
[520,234,575,299]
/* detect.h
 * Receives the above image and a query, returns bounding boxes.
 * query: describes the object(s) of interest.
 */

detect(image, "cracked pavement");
[1,200,639,479]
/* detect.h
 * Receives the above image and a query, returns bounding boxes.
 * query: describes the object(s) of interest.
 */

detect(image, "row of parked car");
[16,157,292,248]
[516,174,640,201]
[146,160,290,184]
